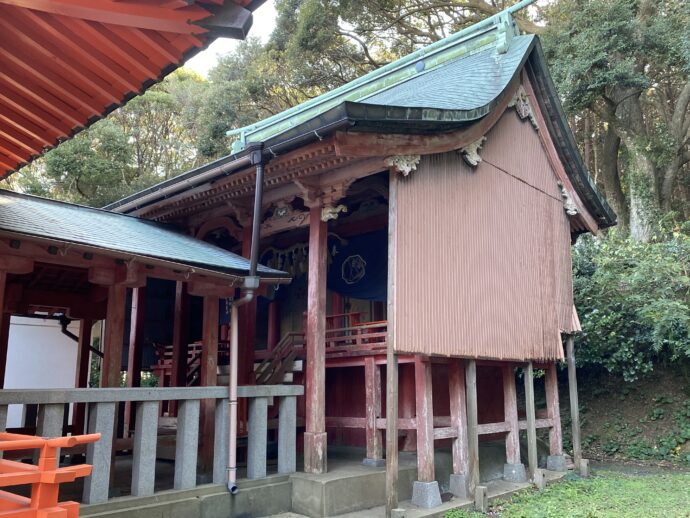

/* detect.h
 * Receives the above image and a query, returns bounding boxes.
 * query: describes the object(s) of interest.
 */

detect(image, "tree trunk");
[598,127,629,232]
[625,141,660,241]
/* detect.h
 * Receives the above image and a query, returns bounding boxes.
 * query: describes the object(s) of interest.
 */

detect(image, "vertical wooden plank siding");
[304,204,328,474]
[386,171,400,515]
[199,294,219,473]
[545,363,563,455]
[101,284,127,388]
[393,110,574,360]
[414,357,435,482]
[502,366,520,464]
[364,356,382,461]
[566,336,582,466]
[448,359,469,475]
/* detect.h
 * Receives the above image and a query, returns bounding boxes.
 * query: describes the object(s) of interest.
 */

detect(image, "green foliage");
[572,228,690,381]
[445,471,690,518]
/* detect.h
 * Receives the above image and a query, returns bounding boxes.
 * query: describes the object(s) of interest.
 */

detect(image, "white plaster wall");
[4,316,79,428]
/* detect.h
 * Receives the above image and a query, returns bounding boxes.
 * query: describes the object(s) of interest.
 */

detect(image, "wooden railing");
[0,385,302,504]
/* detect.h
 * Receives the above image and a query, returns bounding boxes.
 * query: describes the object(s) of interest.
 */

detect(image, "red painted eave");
[0,0,261,178]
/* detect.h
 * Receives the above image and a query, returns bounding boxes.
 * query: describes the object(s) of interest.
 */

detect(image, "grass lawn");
[445,471,690,518]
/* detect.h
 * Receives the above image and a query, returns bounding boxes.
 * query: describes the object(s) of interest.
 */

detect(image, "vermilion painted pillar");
[267,301,280,352]
[364,356,382,463]
[414,356,435,482]
[170,282,189,415]
[124,287,146,436]
[73,319,93,434]
[199,294,219,474]
[304,205,328,474]
[101,285,127,388]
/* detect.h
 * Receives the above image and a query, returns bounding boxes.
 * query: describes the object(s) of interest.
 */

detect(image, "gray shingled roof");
[0,189,288,280]
[361,35,534,116]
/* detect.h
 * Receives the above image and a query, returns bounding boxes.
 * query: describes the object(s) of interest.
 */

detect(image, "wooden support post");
[101,284,127,388]
[199,294,219,475]
[124,287,146,437]
[566,335,582,467]
[448,358,469,497]
[304,204,327,474]
[414,356,435,482]
[0,271,9,388]
[524,362,538,481]
[466,359,479,496]
[364,356,383,463]
[545,363,563,455]
[170,282,189,416]
[503,366,520,465]
[73,319,92,435]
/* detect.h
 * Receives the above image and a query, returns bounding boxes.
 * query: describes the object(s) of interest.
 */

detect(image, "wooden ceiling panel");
[0,0,262,177]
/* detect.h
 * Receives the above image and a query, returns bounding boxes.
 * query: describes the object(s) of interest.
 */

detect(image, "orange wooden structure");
[0,431,99,517]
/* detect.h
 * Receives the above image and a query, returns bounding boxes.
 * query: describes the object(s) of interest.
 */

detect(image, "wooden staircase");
[254,332,305,385]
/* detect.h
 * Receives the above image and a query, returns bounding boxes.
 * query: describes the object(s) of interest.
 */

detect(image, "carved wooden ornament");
[385,155,421,176]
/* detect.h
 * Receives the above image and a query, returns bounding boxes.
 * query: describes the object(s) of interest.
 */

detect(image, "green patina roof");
[229,5,532,152]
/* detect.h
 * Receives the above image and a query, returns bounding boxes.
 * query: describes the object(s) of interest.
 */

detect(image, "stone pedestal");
[579,458,590,478]
[546,454,567,472]
[449,473,469,499]
[532,468,546,489]
[411,480,442,509]
[503,463,527,483]
[474,485,489,512]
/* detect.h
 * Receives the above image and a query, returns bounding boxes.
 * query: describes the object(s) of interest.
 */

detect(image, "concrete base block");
[449,473,469,499]
[411,480,442,509]
[391,509,406,518]
[503,463,528,483]
[532,468,546,489]
[579,459,590,478]
[362,457,386,467]
[474,485,489,513]
[547,455,567,472]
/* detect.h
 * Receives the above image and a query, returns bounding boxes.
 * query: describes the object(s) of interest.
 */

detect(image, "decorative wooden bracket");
[557,182,579,216]
[385,155,421,176]
[261,201,310,236]
[509,85,539,130]
[226,199,253,229]
[459,136,487,167]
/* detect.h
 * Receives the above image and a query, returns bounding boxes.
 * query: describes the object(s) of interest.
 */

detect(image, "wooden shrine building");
[107,6,617,512]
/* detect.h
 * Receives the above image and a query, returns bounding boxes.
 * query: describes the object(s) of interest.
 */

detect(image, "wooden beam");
[124,287,146,437]
[101,284,127,388]
[0,256,33,274]
[199,294,219,474]
[304,204,328,474]
[449,359,469,476]
[73,319,93,435]
[524,362,538,481]
[465,359,479,496]
[503,366,520,465]
[545,363,563,455]
[566,336,582,466]
[364,356,382,462]
[334,79,519,158]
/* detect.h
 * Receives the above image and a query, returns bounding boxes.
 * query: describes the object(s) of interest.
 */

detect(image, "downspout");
[228,145,265,494]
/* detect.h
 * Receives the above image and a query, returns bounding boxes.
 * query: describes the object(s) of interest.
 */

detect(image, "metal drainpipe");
[228,145,265,494]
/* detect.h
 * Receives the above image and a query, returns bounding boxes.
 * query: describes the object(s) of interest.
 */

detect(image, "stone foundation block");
[449,473,469,499]
[362,457,386,467]
[411,480,442,509]
[579,458,590,478]
[474,485,488,513]
[503,463,527,483]
[546,455,567,472]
